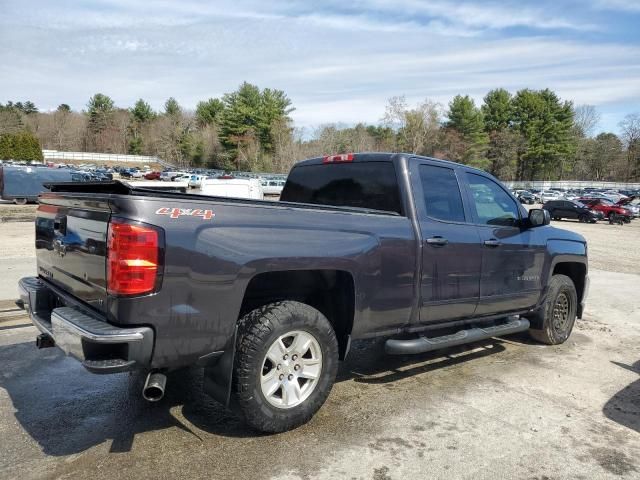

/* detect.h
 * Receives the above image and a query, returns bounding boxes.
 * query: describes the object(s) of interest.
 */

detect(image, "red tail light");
[322,153,354,164]
[107,220,162,296]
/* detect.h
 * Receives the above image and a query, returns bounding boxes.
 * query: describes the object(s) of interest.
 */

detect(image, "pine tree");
[445,95,488,168]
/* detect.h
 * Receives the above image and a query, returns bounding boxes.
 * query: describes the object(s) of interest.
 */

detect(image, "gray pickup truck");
[18,153,588,432]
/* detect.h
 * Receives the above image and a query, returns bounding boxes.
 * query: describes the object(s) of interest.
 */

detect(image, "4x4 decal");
[155,207,215,220]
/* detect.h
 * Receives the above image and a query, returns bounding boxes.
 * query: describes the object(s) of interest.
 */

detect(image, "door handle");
[426,236,448,246]
[484,239,501,247]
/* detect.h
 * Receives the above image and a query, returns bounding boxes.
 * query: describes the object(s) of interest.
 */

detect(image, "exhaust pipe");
[143,371,166,402]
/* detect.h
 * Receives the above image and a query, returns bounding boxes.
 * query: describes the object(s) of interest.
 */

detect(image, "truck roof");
[294,152,485,174]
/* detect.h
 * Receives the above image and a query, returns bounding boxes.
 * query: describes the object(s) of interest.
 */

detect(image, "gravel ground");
[0,213,638,479]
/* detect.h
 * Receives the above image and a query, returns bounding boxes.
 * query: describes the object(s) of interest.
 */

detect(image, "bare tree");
[573,105,601,137]
[383,96,440,154]
[619,113,640,181]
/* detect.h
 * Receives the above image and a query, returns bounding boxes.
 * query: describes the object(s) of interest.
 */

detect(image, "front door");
[410,162,482,323]
[463,172,546,316]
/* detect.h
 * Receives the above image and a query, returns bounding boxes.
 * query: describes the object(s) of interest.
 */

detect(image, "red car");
[144,171,161,180]
[580,198,633,222]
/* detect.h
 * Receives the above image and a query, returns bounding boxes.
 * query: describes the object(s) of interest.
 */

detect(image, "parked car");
[602,191,627,203]
[188,174,205,188]
[581,192,614,202]
[616,196,640,218]
[160,171,180,182]
[543,200,602,223]
[539,190,563,203]
[580,198,633,222]
[144,171,161,181]
[18,153,588,433]
[516,190,536,204]
[131,170,144,179]
[172,173,191,182]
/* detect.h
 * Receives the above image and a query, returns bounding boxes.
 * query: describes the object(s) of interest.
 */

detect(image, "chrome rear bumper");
[18,276,153,374]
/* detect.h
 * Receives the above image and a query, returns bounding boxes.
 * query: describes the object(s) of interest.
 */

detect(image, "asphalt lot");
[0,214,639,479]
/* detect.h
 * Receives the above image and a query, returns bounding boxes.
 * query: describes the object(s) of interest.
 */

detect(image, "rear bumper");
[18,276,154,374]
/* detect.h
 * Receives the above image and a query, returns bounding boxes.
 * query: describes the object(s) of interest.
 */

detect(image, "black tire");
[527,274,577,345]
[233,301,339,433]
[578,214,587,223]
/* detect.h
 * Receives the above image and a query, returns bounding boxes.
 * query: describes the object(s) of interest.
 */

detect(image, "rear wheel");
[233,301,339,433]
[527,274,577,345]
[13,198,27,205]
[578,214,588,223]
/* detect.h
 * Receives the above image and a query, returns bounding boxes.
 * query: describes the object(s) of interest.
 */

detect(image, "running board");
[385,318,530,355]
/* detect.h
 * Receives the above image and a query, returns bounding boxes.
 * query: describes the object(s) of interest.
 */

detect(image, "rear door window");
[419,165,465,222]
[281,162,403,214]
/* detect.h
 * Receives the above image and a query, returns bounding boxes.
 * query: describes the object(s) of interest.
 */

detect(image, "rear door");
[409,161,482,323]
[560,201,578,219]
[462,172,545,316]
[36,195,111,313]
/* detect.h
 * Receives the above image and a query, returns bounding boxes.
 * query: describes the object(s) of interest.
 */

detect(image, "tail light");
[107,219,163,296]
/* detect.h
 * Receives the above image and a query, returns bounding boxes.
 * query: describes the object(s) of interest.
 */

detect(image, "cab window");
[466,173,520,227]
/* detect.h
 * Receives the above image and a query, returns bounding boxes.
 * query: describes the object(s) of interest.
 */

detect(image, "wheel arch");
[239,269,356,360]
[551,261,587,318]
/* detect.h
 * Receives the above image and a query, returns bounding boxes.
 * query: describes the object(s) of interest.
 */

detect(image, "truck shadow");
[0,336,508,456]
[603,360,640,434]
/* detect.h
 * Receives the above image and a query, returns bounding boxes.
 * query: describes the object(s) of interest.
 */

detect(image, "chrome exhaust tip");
[143,371,166,402]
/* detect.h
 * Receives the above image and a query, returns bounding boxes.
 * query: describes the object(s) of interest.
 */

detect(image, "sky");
[1,0,639,135]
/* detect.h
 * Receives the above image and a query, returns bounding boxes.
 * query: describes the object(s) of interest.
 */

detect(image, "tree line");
[1,84,639,181]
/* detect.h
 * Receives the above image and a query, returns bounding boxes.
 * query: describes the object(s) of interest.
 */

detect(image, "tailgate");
[35,197,111,313]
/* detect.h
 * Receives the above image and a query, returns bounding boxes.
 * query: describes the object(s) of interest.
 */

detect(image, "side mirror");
[529,208,550,227]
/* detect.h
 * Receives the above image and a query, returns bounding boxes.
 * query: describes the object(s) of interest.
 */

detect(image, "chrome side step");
[385,318,530,355]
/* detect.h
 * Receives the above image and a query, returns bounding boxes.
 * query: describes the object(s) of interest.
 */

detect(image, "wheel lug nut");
[283,354,288,360]
[276,364,281,370]
[294,364,300,371]
[288,374,294,381]
[292,354,298,360]
[279,374,284,381]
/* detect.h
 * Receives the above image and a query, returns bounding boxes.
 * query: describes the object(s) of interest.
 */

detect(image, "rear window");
[281,162,402,214]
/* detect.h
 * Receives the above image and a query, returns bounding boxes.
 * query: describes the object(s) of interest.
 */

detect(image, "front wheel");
[527,274,577,345]
[233,301,339,433]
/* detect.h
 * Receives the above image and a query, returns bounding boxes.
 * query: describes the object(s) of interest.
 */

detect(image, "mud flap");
[202,326,237,408]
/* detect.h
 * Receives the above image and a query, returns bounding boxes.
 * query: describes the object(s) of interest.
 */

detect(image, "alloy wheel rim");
[552,292,571,332]
[260,330,323,409]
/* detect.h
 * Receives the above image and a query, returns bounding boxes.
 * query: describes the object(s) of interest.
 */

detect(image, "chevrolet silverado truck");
[17,153,588,433]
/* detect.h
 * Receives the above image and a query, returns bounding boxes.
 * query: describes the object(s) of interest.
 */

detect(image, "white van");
[262,179,285,196]
[200,178,264,200]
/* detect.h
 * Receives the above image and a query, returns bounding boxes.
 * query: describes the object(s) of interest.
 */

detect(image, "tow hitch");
[36,333,55,349]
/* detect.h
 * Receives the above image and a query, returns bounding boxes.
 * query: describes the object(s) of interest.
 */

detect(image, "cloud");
[0,0,638,135]
[590,0,640,13]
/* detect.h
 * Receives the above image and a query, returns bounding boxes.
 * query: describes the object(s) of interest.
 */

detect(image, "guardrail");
[504,181,640,190]
[42,150,174,167]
